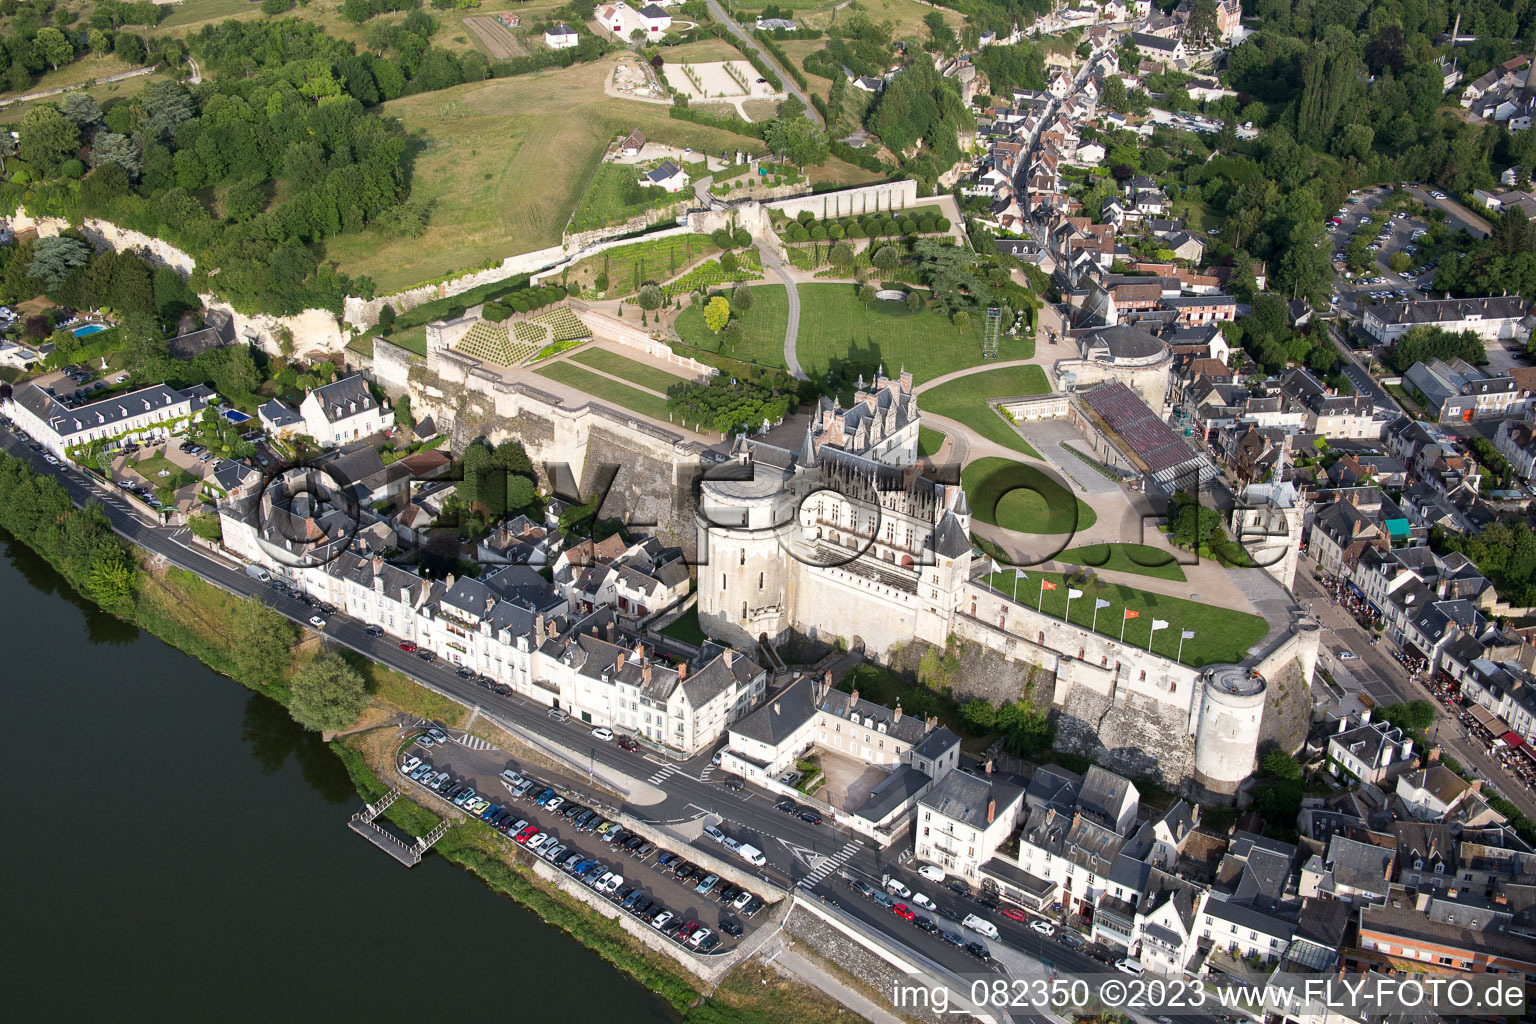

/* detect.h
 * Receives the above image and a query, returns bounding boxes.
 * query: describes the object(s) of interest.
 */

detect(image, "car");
[741,896,763,917]
[940,930,965,949]
[703,825,726,843]
[623,836,644,853]
[910,892,936,910]
[548,707,567,721]
[634,842,654,859]
[617,736,639,751]
[718,776,743,792]
[917,864,945,883]
[1338,650,1357,660]
[592,870,613,890]
[977,895,1000,911]
[545,796,564,812]
[544,843,566,862]
[946,880,971,898]
[365,625,383,637]
[1030,920,1056,936]
[774,798,797,814]
[399,641,417,652]
[871,892,895,910]
[515,825,538,843]
[719,918,743,938]
[623,889,646,910]
[416,649,436,662]
[308,615,327,628]
[1115,958,1145,975]
[399,755,421,775]
[892,903,915,921]
[592,726,613,741]
[965,941,991,963]
[962,914,999,940]
[695,874,720,895]
[651,911,675,931]
[688,927,714,949]
[883,876,910,899]
[1060,930,1086,950]
[604,827,627,845]
[410,763,432,781]
[798,809,822,825]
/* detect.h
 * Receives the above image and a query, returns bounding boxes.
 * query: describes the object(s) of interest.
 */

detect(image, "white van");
[244,564,271,583]
[738,843,766,866]
[962,914,999,940]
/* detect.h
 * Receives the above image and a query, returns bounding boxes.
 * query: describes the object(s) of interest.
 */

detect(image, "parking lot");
[1326,186,1437,314]
[394,728,769,956]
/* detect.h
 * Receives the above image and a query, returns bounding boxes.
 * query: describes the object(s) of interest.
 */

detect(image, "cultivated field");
[463,15,529,60]
[662,60,778,101]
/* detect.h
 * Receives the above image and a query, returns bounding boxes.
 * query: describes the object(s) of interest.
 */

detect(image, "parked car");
[398,641,417,652]
[695,874,720,896]
[775,798,796,813]
[965,941,991,963]
[1115,958,1144,975]
[703,825,726,844]
[650,911,675,931]
[911,892,935,910]
[882,875,910,899]
[1029,920,1055,936]
[592,726,613,741]
[798,809,822,825]
[399,756,421,775]
[719,918,743,938]
[617,736,639,751]
[892,903,915,921]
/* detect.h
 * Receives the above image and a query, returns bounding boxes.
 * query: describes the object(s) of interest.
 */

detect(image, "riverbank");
[0,454,857,1024]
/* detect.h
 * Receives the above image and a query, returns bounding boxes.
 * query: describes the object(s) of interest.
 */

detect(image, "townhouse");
[4,381,213,460]
[299,374,390,447]
[1360,296,1531,345]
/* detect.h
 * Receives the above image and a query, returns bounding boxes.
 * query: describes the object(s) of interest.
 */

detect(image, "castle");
[696,372,1320,799]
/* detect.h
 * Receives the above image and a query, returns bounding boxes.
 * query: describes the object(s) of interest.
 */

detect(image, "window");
[758,571,764,590]
[1139,670,1146,681]
[739,550,745,566]
[740,602,747,620]
[721,573,726,591]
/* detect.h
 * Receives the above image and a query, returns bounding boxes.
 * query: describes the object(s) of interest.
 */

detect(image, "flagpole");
[1092,602,1101,634]
[1121,614,1128,643]
[1178,633,1187,664]
[1013,571,1021,602]
[1064,590,1074,624]
[1038,577,1046,612]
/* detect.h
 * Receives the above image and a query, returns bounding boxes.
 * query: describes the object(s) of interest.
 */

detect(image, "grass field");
[917,365,1049,458]
[1056,543,1187,582]
[918,425,945,458]
[659,606,707,645]
[757,0,964,39]
[533,361,672,420]
[568,348,689,394]
[324,59,768,292]
[980,568,1268,667]
[962,457,1097,536]
[673,283,789,366]
[792,284,1034,385]
[566,162,688,234]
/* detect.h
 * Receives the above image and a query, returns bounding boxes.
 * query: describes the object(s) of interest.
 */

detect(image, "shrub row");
[753,31,808,90]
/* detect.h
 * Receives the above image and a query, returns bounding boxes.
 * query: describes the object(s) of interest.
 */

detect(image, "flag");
[1095,598,1111,609]
[1124,609,1139,619]
[1068,588,1083,598]
[988,558,1003,575]
[1151,619,1169,631]
[1041,581,1058,591]
[1015,568,1028,580]
[1181,630,1196,639]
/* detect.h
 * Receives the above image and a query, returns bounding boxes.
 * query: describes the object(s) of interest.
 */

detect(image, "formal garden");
[961,457,1098,536]
[916,365,1049,458]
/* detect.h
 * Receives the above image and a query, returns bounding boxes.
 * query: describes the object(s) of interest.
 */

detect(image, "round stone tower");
[1292,615,1322,684]
[696,459,795,648]
[1193,664,1267,797]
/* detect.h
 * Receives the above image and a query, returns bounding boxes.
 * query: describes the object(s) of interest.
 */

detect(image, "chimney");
[372,555,384,575]
[987,798,997,824]
[1427,745,1441,764]
[546,618,558,639]
[606,620,616,642]
[1338,717,1349,734]
[634,641,645,663]
[591,625,599,636]
[678,662,687,681]
[642,663,652,685]
[616,652,626,672]
[986,758,995,775]
[850,688,860,705]
[445,573,455,588]
[1361,707,1372,725]
[724,648,734,667]
[893,702,903,723]
[774,701,781,715]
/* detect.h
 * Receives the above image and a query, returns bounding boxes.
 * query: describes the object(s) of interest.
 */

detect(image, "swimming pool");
[222,409,251,424]
[71,324,107,337]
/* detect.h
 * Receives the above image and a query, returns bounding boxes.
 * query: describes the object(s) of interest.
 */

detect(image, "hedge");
[754,32,808,90]
[669,103,767,140]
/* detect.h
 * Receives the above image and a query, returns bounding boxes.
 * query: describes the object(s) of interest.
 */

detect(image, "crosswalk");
[646,762,686,785]
[456,732,494,751]
[698,763,718,781]
[798,839,863,889]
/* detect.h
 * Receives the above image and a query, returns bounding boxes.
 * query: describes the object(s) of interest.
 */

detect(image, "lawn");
[566,162,688,234]
[0,53,141,102]
[979,568,1269,668]
[568,348,689,394]
[0,65,165,122]
[917,365,1049,458]
[659,606,708,645]
[673,283,789,367]
[566,234,721,296]
[532,361,673,421]
[779,0,964,39]
[918,426,945,458]
[793,284,1035,385]
[962,457,1097,536]
[323,58,767,293]
[129,452,195,492]
[1055,543,1187,583]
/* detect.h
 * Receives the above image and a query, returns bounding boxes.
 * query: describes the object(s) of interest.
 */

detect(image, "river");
[0,530,679,1022]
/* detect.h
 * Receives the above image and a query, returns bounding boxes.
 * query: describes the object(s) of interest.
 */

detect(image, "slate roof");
[308,374,377,424]
[920,770,1023,830]
[259,398,301,427]
[15,381,207,439]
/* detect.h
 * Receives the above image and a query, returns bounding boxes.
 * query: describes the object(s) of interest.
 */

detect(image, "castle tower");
[914,487,973,644]
[1192,664,1266,798]
[695,452,795,648]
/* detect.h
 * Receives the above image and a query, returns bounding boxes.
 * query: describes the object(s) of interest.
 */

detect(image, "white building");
[597,2,670,40]
[4,381,211,460]
[1359,296,1531,345]
[1325,711,1415,785]
[544,24,579,48]
[914,770,1025,882]
[298,374,390,447]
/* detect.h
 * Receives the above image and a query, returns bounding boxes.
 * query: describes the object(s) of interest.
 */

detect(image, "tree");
[1262,748,1302,782]
[859,281,878,304]
[260,0,293,13]
[86,549,137,613]
[288,653,368,733]
[1099,74,1127,114]
[1379,700,1435,734]
[59,91,102,128]
[87,132,141,178]
[951,310,970,331]
[636,283,664,310]
[704,295,730,332]
[731,282,754,311]
[28,236,93,293]
[19,105,80,174]
[36,27,74,71]
[959,698,996,733]
[377,303,396,332]
[188,510,223,542]
[224,179,265,223]
[764,112,829,169]
[871,244,899,271]
[905,290,923,312]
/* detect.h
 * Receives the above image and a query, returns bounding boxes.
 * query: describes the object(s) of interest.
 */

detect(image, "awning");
[1502,731,1523,748]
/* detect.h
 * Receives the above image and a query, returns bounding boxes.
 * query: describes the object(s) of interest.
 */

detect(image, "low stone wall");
[563,202,689,251]
[764,179,919,220]
[342,244,566,329]
[574,307,717,382]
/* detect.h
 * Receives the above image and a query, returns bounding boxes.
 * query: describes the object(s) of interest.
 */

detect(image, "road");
[0,424,1237,1022]
[702,0,821,126]
[1294,564,1536,823]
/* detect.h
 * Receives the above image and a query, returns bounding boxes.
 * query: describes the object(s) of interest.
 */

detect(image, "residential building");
[1403,358,1532,423]
[1360,296,1531,345]
[258,398,302,437]
[298,374,390,447]
[544,24,579,48]
[4,381,213,460]
[915,770,1025,882]
[640,160,690,193]
[1326,711,1415,785]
